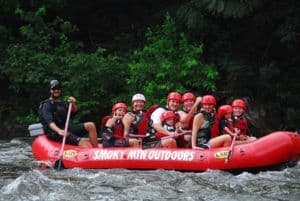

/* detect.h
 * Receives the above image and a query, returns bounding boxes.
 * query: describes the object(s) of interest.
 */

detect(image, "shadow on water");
[0,136,299,201]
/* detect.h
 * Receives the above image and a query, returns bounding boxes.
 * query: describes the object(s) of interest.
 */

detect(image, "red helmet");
[232,99,246,110]
[201,95,216,106]
[182,92,196,102]
[218,105,233,119]
[167,92,182,102]
[161,111,177,122]
[112,102,127,112]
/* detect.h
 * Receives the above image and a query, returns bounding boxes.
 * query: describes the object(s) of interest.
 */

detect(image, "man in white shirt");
[150,92,182,148]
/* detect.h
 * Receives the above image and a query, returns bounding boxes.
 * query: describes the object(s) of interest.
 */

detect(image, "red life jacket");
[156,132,168,139]
[147,104,160,116]
[128,105,160,136]
[129,110,149,135]
[233,116,248,136]
[220,118,235,134]
[101,116,124,139]
[211,117,219,138]
[112,119,125,139]
[101,115,111,126]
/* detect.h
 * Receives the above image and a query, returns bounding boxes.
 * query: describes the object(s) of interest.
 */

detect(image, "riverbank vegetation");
[1,1,299,138]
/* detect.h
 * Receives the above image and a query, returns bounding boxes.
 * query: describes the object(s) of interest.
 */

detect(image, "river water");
[0,137,299,201]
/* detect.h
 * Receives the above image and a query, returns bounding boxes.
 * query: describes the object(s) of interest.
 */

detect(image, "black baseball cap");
[49,80,60,89]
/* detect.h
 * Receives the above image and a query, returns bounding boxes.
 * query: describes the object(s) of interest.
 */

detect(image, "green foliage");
[1,0,300,136]
[128,14,218,105]
[1,6,128,126]
[176,0,300,132]
[16,110,39,124]
[60,48,129,119]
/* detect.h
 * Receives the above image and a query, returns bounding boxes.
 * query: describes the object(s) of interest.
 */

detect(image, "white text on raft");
[93,150,195,161]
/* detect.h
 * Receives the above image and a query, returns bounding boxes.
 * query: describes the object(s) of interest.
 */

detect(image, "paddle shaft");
[128,134,147,138]
[225,134,237,163]
[142,131,191,149]
[82,134,145,142]
[81,134,152,143]
[128,132,191,139]
[161,131,191,140]
[56,102,72,170]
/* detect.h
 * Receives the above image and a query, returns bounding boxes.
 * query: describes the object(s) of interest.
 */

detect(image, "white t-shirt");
[150,107,166,125]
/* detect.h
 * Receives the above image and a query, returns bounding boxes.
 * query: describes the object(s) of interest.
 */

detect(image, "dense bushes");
[0,1,299,138]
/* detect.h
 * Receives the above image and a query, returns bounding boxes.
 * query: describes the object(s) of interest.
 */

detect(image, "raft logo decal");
[63,150,77,158]
[214,151,229,159]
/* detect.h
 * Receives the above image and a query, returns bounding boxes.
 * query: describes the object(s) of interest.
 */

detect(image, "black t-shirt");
[39,99,68,129]
[219,118,227,131]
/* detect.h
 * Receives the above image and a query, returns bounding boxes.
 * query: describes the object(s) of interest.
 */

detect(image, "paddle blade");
[54,158,65,170]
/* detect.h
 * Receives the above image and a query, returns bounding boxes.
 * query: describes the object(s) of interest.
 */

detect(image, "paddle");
[54,102,72,170]
[225,134,237,163]
[128,134,147,138]
[142,131,191,149]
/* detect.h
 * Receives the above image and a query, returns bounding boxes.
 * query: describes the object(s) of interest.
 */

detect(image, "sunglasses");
[51,87,61,90]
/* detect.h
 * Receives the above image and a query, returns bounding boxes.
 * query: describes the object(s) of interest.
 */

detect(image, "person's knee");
[78,139,90,148]
[163,138,177,148]
[130,139,140,147]
[224,134,232,146]
[225,134,231,141]
[184,135,191,142]
[171,139,177,148]
[84,122,96,130]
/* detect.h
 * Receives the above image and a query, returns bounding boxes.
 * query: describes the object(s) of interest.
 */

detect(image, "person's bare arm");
[49,122,66,136]
[122,112,134,137]
[105,115,119,128]
[180,97,202,125]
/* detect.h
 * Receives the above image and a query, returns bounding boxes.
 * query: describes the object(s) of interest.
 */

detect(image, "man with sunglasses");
[38,80,98,148]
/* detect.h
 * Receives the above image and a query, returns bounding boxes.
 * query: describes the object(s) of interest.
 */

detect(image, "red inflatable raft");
[31,131,300,171]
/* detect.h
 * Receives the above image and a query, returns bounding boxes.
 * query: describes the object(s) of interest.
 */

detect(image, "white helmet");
[132,93,146,102]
